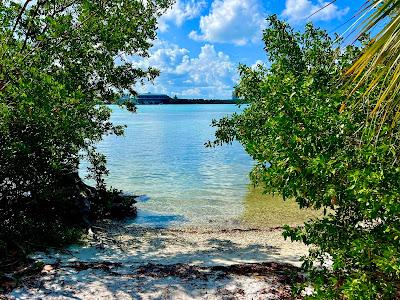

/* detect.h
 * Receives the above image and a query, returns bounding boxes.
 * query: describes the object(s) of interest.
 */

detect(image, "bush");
[212,15,400,299]
[0,0,172,259]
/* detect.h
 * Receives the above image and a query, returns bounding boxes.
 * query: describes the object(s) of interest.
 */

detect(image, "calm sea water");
[80,104,253,227]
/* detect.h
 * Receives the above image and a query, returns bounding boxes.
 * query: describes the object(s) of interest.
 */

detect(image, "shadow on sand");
[10,222,305,299]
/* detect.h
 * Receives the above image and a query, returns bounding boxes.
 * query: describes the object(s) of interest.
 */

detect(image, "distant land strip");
[114,94,242,105]
[163,98,237,104]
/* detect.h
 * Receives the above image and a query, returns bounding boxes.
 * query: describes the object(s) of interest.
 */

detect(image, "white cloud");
[176,44,235,85]
[134,40,189,72]
[158,0,207,32]
[189,0,265,46]
[251,59,264,69]
[282,0,349,23]
[180,87,202,97]
[133,41,237,99]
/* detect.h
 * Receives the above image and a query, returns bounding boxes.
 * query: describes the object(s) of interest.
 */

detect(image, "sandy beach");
[7,220,307,299]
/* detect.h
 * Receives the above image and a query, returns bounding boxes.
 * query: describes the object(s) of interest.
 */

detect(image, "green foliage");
[212,15,400,299]
[0,0,172,258]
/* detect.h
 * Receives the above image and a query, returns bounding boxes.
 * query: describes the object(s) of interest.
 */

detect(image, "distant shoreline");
[129,100,239,105]
[163,99,237,104]
[114,94,243,105]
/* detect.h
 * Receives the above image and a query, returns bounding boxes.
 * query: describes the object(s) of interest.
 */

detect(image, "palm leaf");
[346,0,400,126]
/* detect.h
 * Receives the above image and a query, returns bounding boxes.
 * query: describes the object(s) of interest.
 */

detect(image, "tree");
[212,16,400,299]
[0,0,172,255]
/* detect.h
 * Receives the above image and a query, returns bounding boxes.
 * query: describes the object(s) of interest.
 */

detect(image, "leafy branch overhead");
[1,0,172,98]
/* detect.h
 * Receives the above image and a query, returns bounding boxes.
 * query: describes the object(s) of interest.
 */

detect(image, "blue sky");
[134,0,365,99]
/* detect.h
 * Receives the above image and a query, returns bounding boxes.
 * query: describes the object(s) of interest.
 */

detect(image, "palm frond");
[346,0,400,125]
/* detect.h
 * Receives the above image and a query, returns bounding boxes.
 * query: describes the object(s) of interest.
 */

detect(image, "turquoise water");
[80,104,253,227]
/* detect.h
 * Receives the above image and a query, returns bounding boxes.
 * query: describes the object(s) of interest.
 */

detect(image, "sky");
[134,0,366,99]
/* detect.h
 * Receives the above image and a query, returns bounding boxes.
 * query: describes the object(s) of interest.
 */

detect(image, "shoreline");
[3,185,319,299]
[6,220,308,299]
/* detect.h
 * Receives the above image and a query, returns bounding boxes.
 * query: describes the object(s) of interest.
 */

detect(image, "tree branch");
[21,0,49,51]
[12,0,33,34]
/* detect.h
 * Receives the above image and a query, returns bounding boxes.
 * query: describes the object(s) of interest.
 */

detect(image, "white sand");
[9,221,307,299]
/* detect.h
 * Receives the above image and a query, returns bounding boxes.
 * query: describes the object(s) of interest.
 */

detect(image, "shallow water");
[80,104,253,227]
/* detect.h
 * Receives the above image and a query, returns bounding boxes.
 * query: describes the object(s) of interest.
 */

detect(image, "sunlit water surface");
[80,104,253,227]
